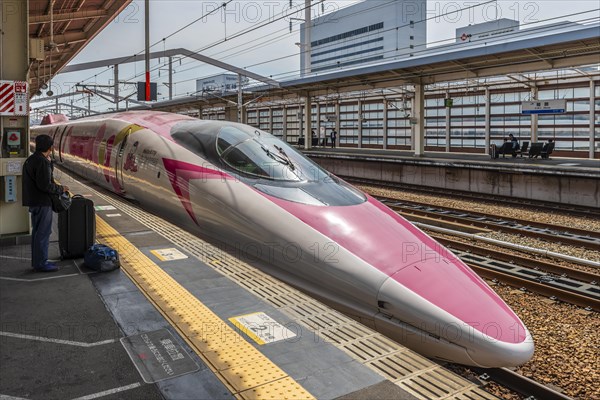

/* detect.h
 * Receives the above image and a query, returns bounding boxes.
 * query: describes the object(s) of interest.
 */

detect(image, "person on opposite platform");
[330,129,337,148]
[508,133,520,151]
[22,134,69,272]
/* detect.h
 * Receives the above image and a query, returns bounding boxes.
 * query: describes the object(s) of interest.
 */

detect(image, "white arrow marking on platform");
[0,331,117,347]
[70,383,143,400]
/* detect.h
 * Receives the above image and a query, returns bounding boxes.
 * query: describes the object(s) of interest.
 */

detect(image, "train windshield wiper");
[260,143,291,167]
[273,145,295,171]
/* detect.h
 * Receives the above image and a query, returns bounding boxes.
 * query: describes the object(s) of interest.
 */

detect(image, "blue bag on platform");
[84,244,120,272]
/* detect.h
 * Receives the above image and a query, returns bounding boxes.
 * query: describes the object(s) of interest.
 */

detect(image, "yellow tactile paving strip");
[95,216,315,400]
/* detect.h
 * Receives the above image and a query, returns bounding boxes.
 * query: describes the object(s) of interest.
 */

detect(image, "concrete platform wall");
[311,157,600,209]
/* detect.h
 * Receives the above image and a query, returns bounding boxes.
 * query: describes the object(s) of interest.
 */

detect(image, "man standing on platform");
[22,134,69,272]
[330,128,337,148]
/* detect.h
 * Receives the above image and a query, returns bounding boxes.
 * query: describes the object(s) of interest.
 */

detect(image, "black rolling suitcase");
[59,195,96,259]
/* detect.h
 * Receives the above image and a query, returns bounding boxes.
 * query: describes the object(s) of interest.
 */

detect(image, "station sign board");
[521,99,566,115]
[0,81,28,116]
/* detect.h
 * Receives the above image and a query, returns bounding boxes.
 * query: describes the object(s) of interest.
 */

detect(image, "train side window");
[118,130,130,158]
[216,126,252,155]
[172,131,209,158]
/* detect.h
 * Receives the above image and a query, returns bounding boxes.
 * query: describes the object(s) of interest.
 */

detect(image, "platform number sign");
[0,81,29,116]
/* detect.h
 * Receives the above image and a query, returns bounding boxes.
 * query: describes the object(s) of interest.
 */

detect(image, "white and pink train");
[32,111,534,367]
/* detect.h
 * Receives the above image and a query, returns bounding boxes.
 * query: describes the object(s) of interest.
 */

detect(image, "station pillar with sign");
[0,1,31,239]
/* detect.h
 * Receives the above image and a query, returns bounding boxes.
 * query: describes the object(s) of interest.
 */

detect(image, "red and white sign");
[7,131,21,146]
[0,80,29,116]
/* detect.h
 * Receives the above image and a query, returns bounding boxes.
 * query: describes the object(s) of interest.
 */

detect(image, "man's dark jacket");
[22,152,64,207]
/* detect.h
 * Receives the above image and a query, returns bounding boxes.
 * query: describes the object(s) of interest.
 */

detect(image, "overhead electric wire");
[169,6,599,86]
[50,2,599,110]
[118,0,398,88]
[260,6,600,78]
[58,0,491,103]
[165,11,599,101]
[84,9,600,107]
[117,0,337,85]
[55,1,234,99]
[248,11,600,81]
[120,0,485,94]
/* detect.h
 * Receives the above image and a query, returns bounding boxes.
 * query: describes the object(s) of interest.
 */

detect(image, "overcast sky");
[36,0,599,112]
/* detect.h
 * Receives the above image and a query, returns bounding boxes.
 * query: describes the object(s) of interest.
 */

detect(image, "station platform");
[302,147,600,209]
[0,171,496,400]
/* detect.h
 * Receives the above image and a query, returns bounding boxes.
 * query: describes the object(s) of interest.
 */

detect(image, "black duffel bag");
[51,191,72,213]
[84,244,120,272]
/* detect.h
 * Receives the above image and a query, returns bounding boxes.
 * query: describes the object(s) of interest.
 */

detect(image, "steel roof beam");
[59,48,280,88]
[91,89,149,106]
[35,102,101,114]
[29,9,108,24]
[507,75,535,88]
[31,91,92,103]
[526,48,555,68]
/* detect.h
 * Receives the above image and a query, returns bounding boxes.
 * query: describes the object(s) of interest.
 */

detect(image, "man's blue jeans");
[29,206,53,269]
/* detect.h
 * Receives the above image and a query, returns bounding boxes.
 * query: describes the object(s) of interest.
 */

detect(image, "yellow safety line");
[95,216,315,400]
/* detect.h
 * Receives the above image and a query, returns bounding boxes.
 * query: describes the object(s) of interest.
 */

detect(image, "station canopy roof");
[275,24,600,97]
[29,0,131,96]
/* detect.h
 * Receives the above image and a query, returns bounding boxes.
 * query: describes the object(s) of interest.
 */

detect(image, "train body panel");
[32,111,534,367]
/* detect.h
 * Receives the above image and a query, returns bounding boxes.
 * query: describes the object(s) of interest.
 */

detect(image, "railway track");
[434,237,599,311]
[369,192,600,309]
[353,180,598,399]
[348,178,599,218]
[435,236,598,284]
[375,195,600,251]
[474,367,574,400]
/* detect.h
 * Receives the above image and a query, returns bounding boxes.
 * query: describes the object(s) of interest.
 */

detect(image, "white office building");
[300,0,426,75]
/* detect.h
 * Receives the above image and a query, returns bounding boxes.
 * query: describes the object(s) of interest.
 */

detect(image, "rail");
[475,367,574,400]
[350,178,600,218]
[416,224,600,310]
[376,196,600,252]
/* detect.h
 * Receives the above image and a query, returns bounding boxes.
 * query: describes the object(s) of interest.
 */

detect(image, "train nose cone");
[381,257,534,367]
[265,193,533,366]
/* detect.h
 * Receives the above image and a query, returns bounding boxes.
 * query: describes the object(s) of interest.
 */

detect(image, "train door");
[56,126,68,163]
[115,128,131,190]
[50,126,60,161]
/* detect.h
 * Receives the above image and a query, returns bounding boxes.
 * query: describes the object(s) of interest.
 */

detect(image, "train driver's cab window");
[217,126,302,181]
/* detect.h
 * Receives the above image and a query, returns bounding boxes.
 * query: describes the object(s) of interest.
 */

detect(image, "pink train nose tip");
[467,327,535,367]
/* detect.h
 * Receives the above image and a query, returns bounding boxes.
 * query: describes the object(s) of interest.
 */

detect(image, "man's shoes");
[34,262,59,272]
